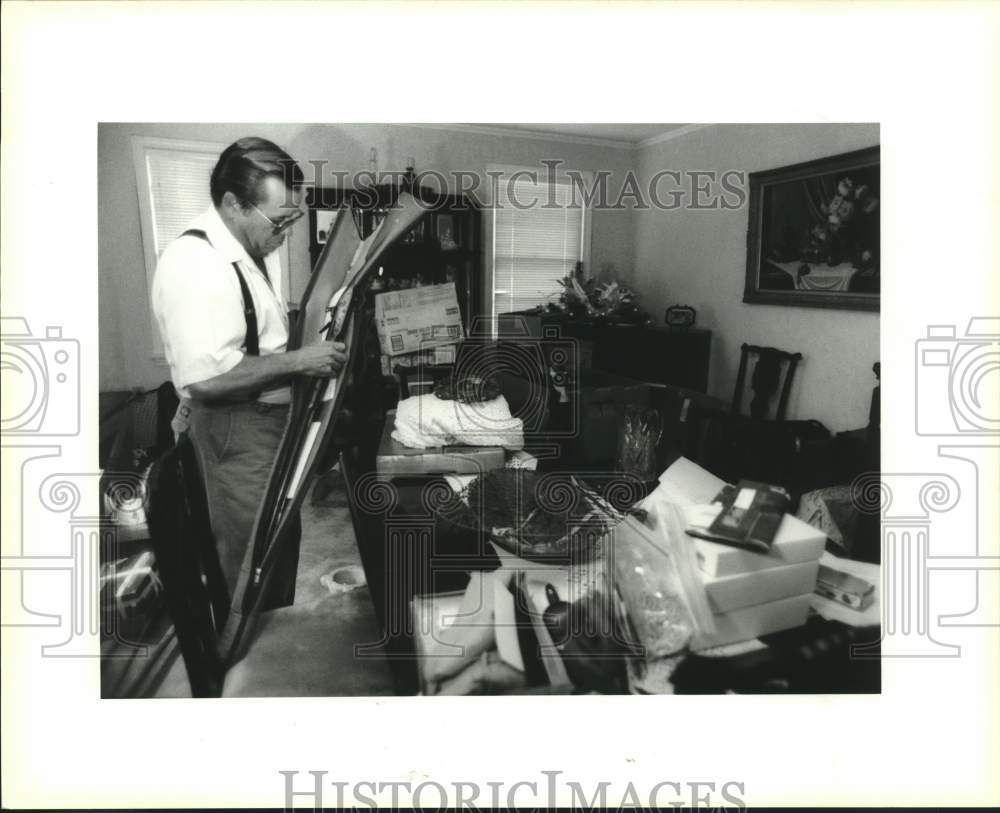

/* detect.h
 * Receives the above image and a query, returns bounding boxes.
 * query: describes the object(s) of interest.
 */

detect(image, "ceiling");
[477,123,691,146]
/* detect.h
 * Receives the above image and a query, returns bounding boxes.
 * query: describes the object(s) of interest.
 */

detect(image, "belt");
[195,398,290,412]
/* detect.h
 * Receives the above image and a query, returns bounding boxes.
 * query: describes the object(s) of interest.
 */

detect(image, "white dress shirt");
[151,206,291,403]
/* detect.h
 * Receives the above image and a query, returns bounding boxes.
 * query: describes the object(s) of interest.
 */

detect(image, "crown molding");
[400,123,640,150]
[638,123,714,148]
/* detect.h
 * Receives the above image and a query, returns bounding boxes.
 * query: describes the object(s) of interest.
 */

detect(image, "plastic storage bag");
[612,504,715,659]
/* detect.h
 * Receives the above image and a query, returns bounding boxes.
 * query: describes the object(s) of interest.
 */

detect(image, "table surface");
[769,259,860,291]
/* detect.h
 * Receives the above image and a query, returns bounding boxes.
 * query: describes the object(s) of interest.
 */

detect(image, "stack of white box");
[639,457,826,651]
[689,515,825,650]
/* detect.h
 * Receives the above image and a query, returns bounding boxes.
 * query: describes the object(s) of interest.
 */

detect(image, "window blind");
[492,173,586,314]
[144,149,217,255]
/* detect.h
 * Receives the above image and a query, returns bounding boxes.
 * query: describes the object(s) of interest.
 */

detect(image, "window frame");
[131,135,292,359]
[484,163,593,330]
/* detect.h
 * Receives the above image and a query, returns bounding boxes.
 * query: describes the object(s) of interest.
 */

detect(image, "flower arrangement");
[801,176,880,269]
[547,263,651,324]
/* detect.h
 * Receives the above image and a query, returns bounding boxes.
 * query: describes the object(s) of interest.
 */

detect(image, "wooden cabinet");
[590,324,711,392]
[504,312,712,392]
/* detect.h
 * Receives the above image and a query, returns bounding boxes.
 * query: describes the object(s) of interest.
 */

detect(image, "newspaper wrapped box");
[374,283,463,357]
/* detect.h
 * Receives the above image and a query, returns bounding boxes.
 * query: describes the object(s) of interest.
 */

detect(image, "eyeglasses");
[250,202,305,234]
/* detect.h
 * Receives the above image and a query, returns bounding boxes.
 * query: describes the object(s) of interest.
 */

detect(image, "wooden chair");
[731,344,803,422]
[689,344,811,486]
[794,362,881,563]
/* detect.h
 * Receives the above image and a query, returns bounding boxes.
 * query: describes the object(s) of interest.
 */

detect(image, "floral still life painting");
[745,146,880,311]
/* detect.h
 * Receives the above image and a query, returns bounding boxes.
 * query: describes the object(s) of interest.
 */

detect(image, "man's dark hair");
[210,137,304,208]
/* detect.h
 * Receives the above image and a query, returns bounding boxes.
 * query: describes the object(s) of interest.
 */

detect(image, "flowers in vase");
[549,264,650,324]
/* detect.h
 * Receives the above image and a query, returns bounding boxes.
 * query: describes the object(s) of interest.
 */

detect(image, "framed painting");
[744,146,880,311]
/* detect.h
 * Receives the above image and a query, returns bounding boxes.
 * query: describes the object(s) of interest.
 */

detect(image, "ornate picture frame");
[744,146,880,312]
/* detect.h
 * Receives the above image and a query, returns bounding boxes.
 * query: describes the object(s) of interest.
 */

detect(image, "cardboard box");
[702,560,820,614]
[375,410,505,477]
[640,457,826,577]
[650,455,727,506]
[691,593,813,650]
[380,344,457,377]
[691,509,826,577]
[374,283,463,357]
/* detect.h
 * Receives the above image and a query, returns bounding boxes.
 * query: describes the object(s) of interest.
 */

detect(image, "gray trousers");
[185,400,300,610]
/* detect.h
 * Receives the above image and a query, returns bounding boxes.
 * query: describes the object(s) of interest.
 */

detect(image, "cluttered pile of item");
[365,279,878,693]
[397,448,879,694]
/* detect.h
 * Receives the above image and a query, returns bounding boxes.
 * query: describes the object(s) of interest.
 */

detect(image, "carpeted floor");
[296,466,364,603]
[152,466,394,697]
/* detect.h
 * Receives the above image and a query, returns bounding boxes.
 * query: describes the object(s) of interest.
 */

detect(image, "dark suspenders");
[180,228,259,356]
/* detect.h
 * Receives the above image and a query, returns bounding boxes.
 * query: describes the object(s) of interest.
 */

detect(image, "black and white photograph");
[2,2,998,811]
[95,121,885,702]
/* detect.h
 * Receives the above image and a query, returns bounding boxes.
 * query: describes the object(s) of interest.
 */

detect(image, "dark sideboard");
[501,312,712,392]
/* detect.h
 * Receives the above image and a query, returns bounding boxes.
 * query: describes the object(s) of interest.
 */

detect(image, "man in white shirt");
[152,137,345,609]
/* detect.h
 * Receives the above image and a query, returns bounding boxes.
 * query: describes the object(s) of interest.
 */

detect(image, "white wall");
[99,122,637,391]
[100,122,881,432]
[632,124,880,432]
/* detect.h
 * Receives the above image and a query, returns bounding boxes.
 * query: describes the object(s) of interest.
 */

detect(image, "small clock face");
[666,305,696,327]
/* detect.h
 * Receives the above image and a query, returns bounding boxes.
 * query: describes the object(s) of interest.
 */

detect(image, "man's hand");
[186,342,348,400]
[290,341,347,377]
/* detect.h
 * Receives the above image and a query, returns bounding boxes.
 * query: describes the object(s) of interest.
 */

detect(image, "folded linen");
[392,393,524,449]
